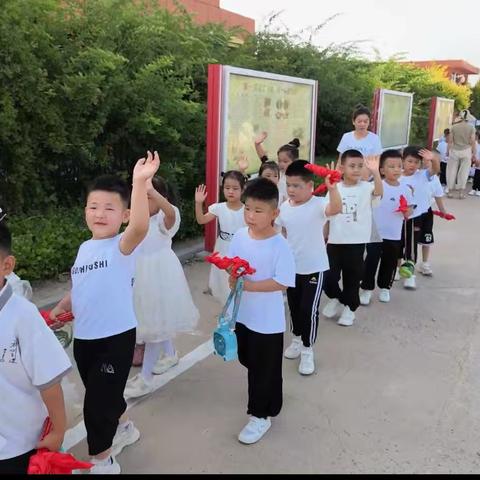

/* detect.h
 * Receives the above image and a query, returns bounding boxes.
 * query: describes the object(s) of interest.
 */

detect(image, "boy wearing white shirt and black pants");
[322,150,383,326]
[50,151,160,474]
[276,160,341,375]
[0,223,72,474]
[228,178,296,445]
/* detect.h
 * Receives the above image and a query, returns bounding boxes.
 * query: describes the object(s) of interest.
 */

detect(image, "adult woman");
[447,109,476,199]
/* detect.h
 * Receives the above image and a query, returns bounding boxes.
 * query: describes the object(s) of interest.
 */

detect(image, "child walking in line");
[228,177,296,445]
[125,175,199,399]
[195,171,246,305]
[277,160,341,375]
[436,128,450,188]
[50,151,160,474]
[399,147,440,290]
[254,132,300,202]
[322,150,383,327]
[0,222,72,475]
[359,150,413,305]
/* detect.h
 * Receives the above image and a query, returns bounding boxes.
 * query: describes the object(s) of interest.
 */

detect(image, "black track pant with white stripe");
[286,272,323,348]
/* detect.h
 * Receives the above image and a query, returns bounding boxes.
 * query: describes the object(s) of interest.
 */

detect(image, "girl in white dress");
[125,175,199,398]
[195,171,246,304]
[254,132,300,202]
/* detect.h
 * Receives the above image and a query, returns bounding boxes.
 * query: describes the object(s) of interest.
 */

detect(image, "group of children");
[0,102,459,473]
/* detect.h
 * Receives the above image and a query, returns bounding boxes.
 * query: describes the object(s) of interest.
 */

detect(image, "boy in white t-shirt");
[276,160,341,375]
[399,146,440,290]
[0,223,72,474]
[359,150,413,305]
[436,128,450,188]
[50,151,160,473]
[322,149,383,326]
[228,178,296,445]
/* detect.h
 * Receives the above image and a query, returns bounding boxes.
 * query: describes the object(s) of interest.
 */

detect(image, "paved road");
[66,194,480,474]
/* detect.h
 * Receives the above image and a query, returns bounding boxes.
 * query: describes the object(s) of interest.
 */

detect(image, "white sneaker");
[322,298,342,318]
[403,275,417,290]
[111,420,140,457]
[359,289,372,306]
[378,288,390,303]
[284,336,302,359]
[337,306,355,326]
[476,191,480,197]
[468,190,477,196]
[444,187,449,194]
[238,416,271,444]
[89,455,121,474]
[124,374,154,399]
[394,267,401,281]
[298,347,315,375]
[152,353,179,375]
[419,262,433,276]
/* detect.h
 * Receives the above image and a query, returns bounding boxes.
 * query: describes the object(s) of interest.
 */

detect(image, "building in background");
[400,59,479,86]
[157,0,254,41]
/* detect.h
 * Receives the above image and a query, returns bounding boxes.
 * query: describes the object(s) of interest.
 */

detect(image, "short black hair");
[259,160,280,177]
[222,170,247,189]
[151,176,177,206]
[277,138,300,160]
[243,177,278,209]
[444,128,450,136]
[380,149,402,169]
[402,146,422,161]
[87,175,130,207]
[340,149,363,164]
[0,222,12,256]
[285,160,314,182]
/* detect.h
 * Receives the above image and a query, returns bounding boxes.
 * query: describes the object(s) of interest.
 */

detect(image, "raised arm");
[324,163,342,217]
[146,177,176,230]
[254,131,269,162]
[419,148,440,176]
[195,184,216,225]
[120,150,160,255]
[364,155,383,197]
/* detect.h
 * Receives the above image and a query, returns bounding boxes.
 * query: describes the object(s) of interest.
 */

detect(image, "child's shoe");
[124,374,154,399]
[298,347,315,375]
[284,336,302,359]
[419,262,433,276]
[238,416,271,444]
[111,420,140,457]
[378,289,390,303]
[89,455,121,474]
[337,306,355,326]
[468,189,477,196]
[403,275,417,290]
[322,298,342,318]
[359,289,372,306]
[152,352,179,375]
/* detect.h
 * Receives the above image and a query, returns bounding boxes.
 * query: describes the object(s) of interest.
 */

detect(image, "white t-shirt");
[373,181,414,241]
[436,138,449,163]
[138,208,180,255]
[71,234,138,340]
[228,228,295,334]
[278,173,288,204]
[337,131,383,156]
[326,181,379,244]
[429,175,444,207]
[276,196,329,274]
[0,283,72,460]
[400,170,433,218]
[208,202,245,241]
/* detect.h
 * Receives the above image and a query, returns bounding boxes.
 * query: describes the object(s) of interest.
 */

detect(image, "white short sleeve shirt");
[337,131,383,156]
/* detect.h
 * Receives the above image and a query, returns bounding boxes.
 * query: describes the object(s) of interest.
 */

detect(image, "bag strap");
[219,277,244,330]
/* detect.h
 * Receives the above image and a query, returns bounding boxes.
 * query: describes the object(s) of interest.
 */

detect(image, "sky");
[222,0,480,84]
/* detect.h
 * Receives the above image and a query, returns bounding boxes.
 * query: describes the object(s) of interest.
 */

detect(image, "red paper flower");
[432,210,456,221]
[40,310,74,327]
[395,194,409,213]
[28,418,92,474]
[304,163,342,196]
[206,252,256,278]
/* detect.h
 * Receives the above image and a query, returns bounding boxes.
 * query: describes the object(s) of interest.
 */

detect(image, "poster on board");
[372,89,414,150]
[428,96,455,148]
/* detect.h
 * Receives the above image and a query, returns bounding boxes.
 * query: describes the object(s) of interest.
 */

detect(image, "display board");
[427,96,455,148]
[205,64,318,251]
[372,88,414,150]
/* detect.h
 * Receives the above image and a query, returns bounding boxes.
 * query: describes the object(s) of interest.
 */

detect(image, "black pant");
[400,217,421,264]
[0,449,35,474]
[235,323,283,419]
[287,272,323,347]
[473,169,480,191]
[73,328,136,456]
[361,240,401,291]
[440,162,447,186]
[324,243,365,312]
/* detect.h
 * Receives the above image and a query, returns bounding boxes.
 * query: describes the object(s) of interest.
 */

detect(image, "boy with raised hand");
[0,222,72,474]
[228,177,296,445]
[50,151,159,473]
[277,160,341,375]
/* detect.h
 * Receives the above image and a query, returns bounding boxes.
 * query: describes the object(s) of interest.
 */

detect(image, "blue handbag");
[213,277,244,361]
